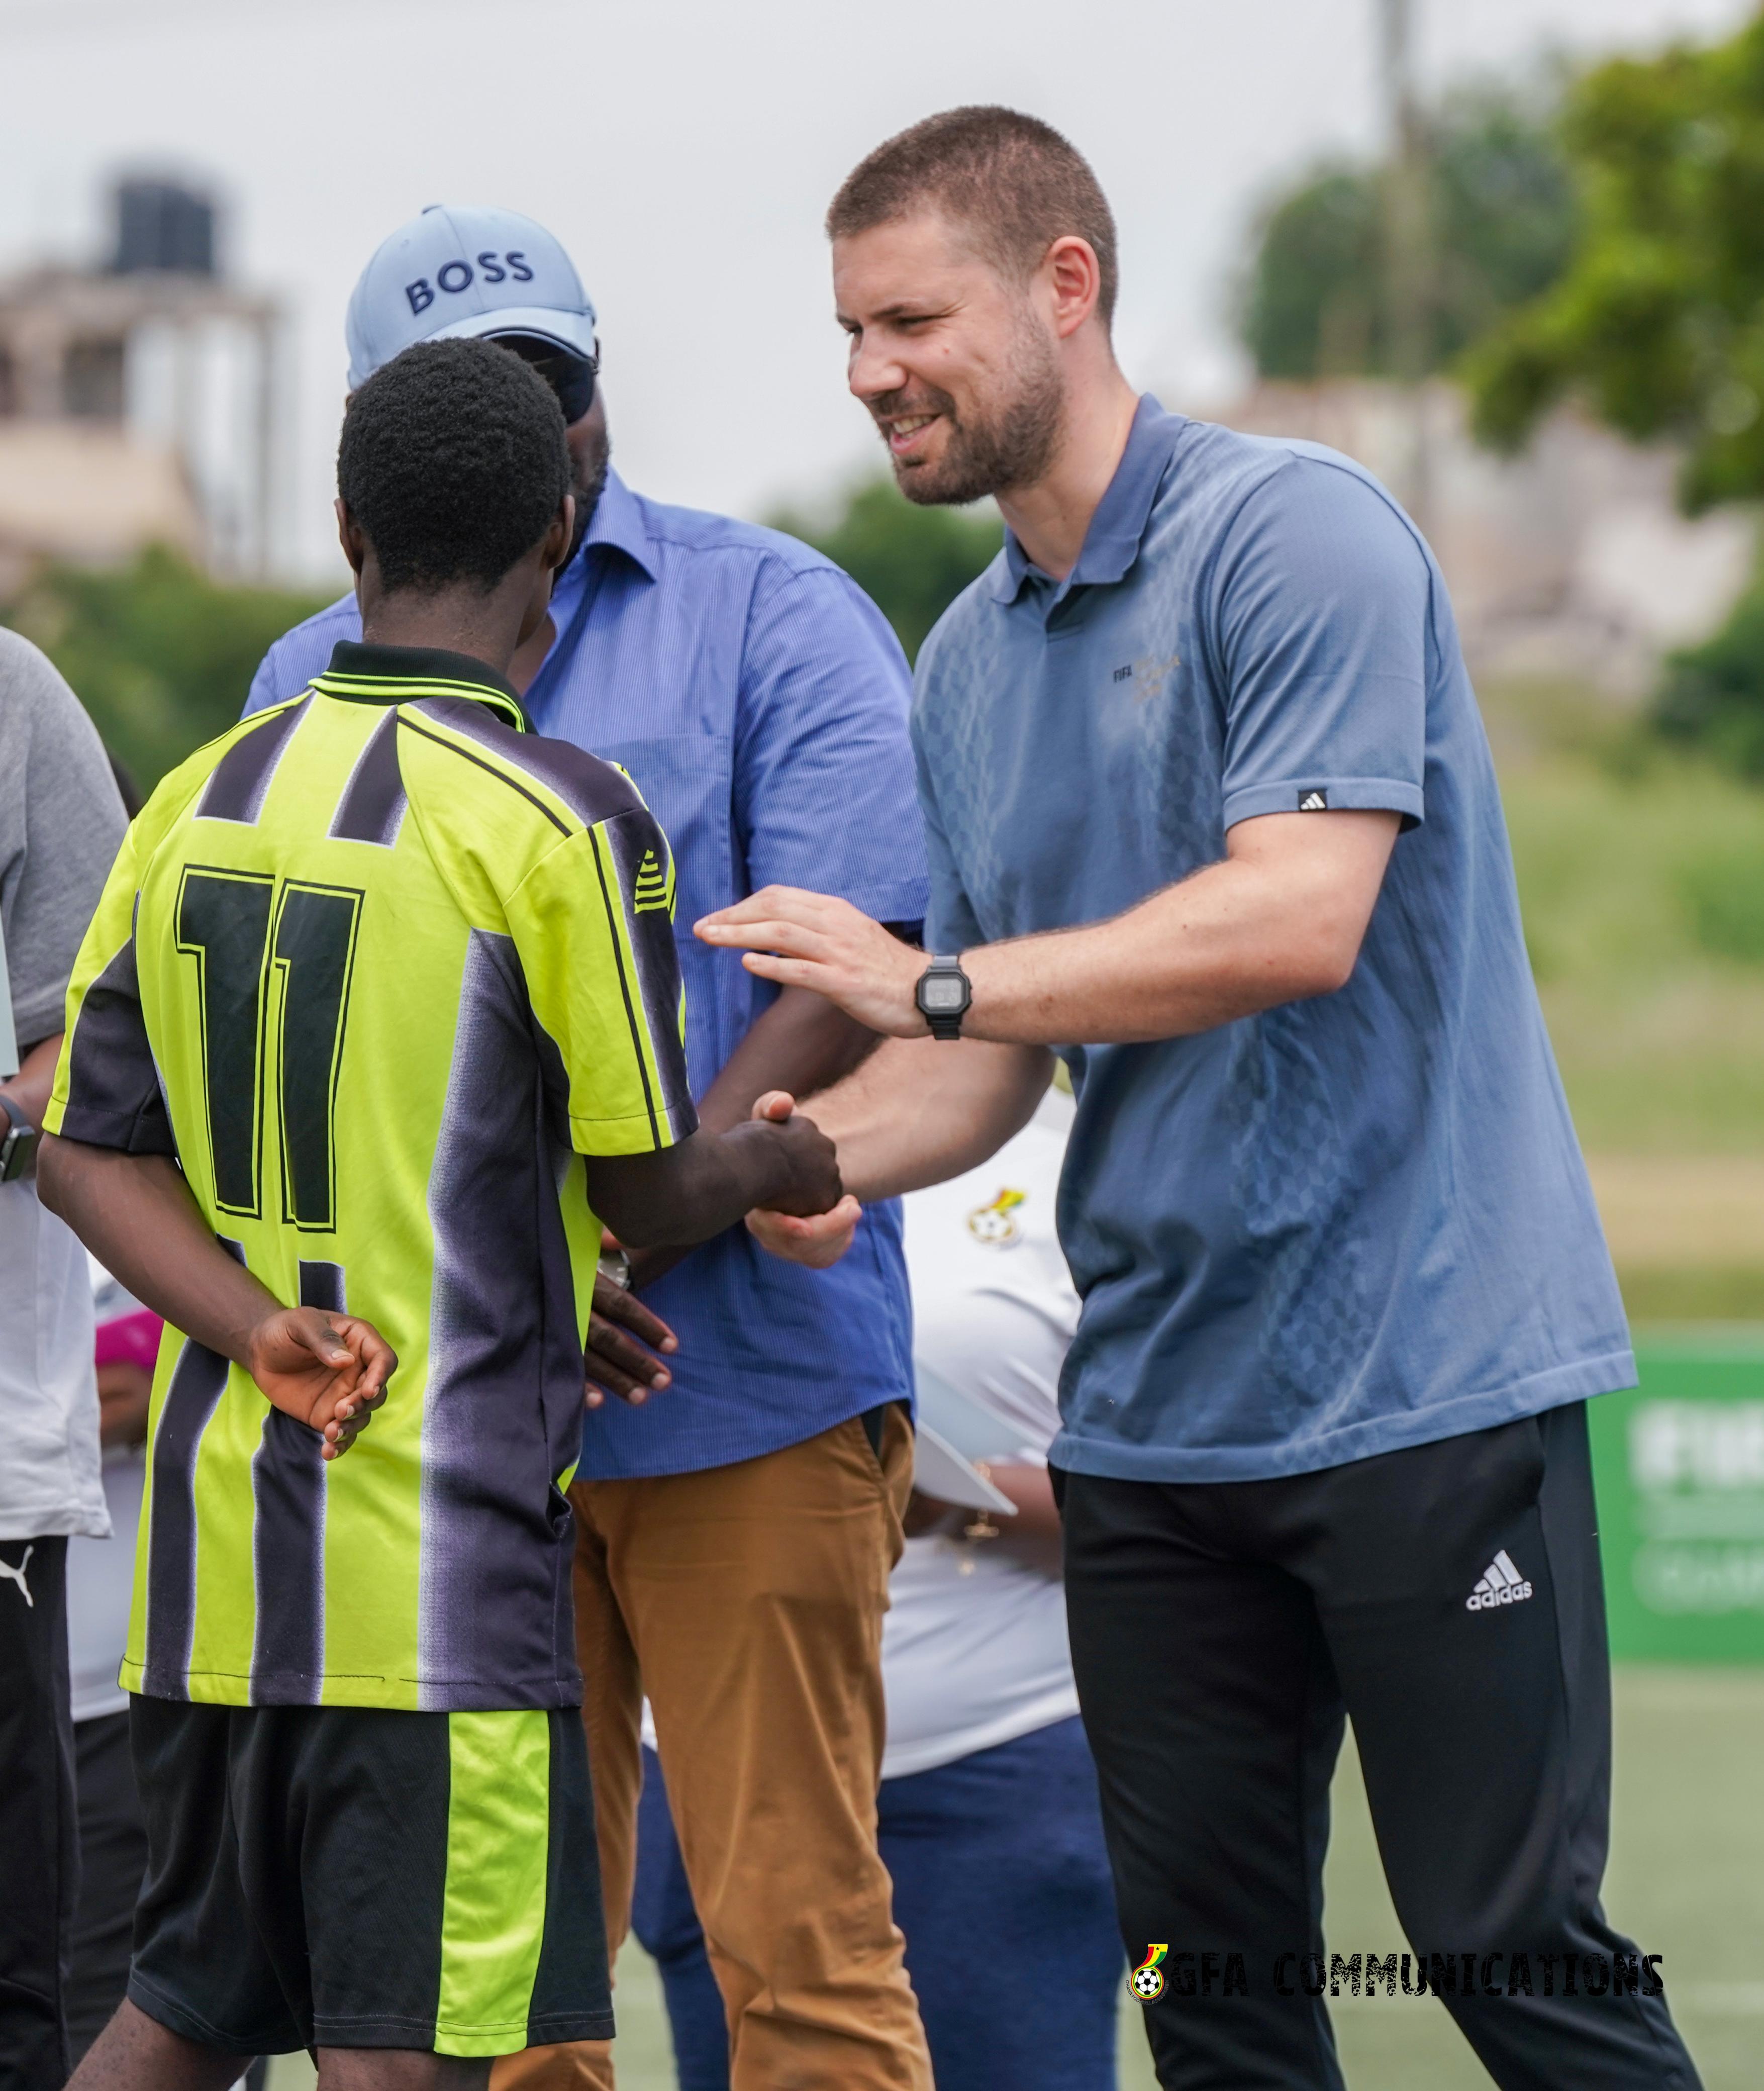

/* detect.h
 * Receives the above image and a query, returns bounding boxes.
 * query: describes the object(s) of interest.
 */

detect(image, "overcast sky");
[1,0,1753,579]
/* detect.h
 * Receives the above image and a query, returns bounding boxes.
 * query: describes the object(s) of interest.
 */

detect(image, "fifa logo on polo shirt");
[1110,651,1182,701]
[1465,1549,1533,1610]
[1130,1945,1169,2001]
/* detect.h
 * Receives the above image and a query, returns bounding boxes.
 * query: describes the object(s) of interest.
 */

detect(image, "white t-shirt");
[67,1447,145,1721]
[880,1088,1081,1780]
[0,1182,106,1541]
[67,1259,151,1718]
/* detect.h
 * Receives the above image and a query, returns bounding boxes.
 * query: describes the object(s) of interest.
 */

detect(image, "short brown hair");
[827,106,1119,328]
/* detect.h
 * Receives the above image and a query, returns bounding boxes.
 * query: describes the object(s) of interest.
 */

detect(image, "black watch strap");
[915,954,972,1041]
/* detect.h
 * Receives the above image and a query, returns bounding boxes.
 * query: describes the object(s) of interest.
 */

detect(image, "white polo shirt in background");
[880,1086,1081,1780]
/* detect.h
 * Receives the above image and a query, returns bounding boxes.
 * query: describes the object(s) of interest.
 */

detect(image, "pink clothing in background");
[94,1306,163,1375]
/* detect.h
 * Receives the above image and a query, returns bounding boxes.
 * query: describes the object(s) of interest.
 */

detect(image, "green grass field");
[1478,678,1764,1317]
[1489,678,1764,1161]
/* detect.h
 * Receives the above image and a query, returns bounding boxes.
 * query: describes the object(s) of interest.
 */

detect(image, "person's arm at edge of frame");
[36,1137,394,1459]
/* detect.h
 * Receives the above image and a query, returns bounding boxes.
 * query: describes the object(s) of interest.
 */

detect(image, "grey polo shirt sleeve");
[0,631,128,1048]
[1211,457,1429,833]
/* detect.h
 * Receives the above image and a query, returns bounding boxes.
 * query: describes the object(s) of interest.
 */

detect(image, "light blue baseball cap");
[344,204,598,390]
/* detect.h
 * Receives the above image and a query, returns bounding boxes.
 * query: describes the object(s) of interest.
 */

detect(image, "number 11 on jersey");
[176,866,363,1231]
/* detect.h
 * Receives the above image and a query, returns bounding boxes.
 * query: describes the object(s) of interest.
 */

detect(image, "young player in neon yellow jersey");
[40,338,842,2091]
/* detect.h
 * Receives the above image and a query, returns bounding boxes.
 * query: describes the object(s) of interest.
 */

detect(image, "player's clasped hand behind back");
[242,1306,396,1460]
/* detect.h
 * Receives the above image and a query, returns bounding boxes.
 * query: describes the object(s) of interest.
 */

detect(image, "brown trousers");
[490,1408,932,2091]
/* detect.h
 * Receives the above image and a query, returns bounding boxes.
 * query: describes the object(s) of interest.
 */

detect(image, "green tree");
[767,479,1001,661]
[4,546,330,792]
[1240,84,1579,382]
[1459,16,1764,777]
[1655,589,1764,781]
[1463,15,1764,509]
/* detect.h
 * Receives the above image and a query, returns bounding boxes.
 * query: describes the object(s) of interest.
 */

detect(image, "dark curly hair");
[337,338,570,594]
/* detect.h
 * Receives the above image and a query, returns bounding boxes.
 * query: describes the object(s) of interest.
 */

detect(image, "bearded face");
[563,403,611,561]
[835,213,1072,511]
[870,305,1066,507]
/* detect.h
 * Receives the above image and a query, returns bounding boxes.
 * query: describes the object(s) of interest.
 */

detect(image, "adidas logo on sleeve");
[1466,1549,1533,1610]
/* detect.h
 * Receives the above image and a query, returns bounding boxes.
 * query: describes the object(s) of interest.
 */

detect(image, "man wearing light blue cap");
[246,207,933,2091]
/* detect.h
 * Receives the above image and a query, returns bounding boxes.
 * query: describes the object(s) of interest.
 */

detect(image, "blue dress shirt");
[246,469,929,1477]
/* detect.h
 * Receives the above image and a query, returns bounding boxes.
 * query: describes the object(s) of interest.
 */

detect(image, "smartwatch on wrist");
[914,955,972,1041]
[0,1093,39,1183]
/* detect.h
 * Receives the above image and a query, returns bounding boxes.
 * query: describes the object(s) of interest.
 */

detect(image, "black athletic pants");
[67,1710,149,2066]
[1057,1403,1703,2091]
[0,1537,76,2091]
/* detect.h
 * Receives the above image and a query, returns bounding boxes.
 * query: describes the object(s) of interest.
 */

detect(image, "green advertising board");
[1590,1331,1764,1662]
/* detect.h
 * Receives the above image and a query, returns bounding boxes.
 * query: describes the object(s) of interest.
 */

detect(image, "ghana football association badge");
[966,1186,1026,1245]
[1130,1945,1169,2001]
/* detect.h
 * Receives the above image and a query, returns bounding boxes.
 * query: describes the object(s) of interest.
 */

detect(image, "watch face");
[921,975,967,1012]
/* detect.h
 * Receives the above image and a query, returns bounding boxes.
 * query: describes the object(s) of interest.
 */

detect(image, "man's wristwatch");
[915,955,972,1041]
[0,1094,39,1183]
[598,1245,633,1292]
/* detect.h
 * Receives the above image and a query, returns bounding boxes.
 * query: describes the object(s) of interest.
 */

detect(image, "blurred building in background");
[1212,379,1755,697]
[0,177,279,594]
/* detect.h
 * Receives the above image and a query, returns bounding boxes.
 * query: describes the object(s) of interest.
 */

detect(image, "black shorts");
[126,1697,612,2059]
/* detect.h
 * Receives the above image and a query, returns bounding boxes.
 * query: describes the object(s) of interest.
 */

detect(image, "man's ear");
[335,498,367,578]
[1043,235,1103,341]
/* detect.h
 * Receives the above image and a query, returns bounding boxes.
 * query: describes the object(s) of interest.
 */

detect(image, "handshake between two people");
[584,884,948,1411]
[597,881,926,1292]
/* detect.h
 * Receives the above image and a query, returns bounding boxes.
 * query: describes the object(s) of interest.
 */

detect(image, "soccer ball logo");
[1130,1945,1168,2001]
[966,1187,1026,1246]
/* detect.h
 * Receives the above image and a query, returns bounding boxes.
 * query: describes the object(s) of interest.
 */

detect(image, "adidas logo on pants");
[1466,1549,1532,1609]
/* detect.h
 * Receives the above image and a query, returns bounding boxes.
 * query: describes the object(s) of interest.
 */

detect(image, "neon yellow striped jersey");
[46,642,696,1711]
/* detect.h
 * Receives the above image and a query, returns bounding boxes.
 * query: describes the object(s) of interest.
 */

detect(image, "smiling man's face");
[833,210,1065,506]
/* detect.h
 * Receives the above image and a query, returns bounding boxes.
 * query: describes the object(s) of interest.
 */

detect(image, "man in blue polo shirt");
[243,207,932,2091]
[701,111,1702,2091]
